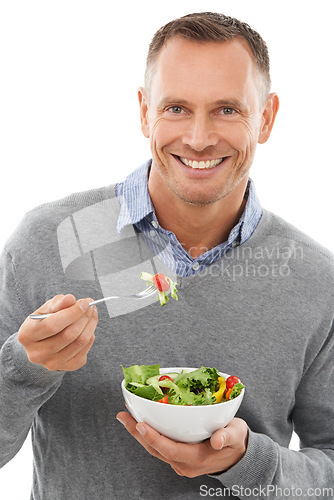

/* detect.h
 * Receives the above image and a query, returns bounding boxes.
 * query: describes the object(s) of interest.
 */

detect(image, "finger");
[46,302,96,353]
[27,298,92,342]
[133,421,190,465]
[210,418,246,450]
[48,294,77,314]
[133,421,212,476]
[60,330,96,371]
[116,412,168,462]
[55,306,98,360]
[40,308,98,371]
[33,294,76,315]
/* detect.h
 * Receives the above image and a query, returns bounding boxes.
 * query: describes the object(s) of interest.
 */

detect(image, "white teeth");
[180,157,224,169]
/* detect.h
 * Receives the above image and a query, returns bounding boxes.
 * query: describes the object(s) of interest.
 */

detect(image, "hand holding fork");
[19,286,157,372]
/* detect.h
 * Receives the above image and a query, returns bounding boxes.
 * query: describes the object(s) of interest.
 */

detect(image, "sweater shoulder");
[4,184,118,256]
[259,209,334,275]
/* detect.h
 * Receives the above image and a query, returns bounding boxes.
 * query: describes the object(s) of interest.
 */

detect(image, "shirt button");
[231,240,238,248]
[149,230,156,238]
[192,262,200,271]
[151,220,158,229]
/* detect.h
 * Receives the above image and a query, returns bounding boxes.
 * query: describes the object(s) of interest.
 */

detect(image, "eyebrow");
[157,96,247,112]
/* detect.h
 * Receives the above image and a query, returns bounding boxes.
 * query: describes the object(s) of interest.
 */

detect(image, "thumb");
[210,428,230,450]
[210,418,248,451]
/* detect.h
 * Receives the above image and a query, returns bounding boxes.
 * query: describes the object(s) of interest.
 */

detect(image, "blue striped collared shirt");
[115,160,262,277]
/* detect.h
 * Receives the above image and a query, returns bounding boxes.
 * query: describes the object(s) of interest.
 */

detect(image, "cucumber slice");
[146,372,180,387]
[140,271,154,281]
[146,375,160,385]
[145,375,163,395]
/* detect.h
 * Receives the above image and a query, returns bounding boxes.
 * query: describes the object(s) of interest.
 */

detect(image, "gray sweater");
[0,184,333,500]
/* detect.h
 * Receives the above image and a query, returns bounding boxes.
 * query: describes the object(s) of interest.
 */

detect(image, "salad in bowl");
[121,364,244,406]
[121,364,245,443]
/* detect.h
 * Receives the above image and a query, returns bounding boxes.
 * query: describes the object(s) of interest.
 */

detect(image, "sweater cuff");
[209,428,279,489]
[1,333,65,386]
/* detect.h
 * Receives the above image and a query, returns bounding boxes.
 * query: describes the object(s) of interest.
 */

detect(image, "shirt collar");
[116,159,262,243]
[116,160,153,233]
[239,178,263,244]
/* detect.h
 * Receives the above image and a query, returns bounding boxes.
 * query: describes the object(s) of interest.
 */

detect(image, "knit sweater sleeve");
[0,248,64,468]
[211,321,334,499]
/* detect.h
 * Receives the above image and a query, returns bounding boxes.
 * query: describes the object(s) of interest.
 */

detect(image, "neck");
[148,172,248,259]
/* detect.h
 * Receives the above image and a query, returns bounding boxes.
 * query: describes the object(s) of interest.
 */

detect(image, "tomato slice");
[159,375,173,382]
[158,375,173,388]
[153,273,170,292]
[225,376,241,389]
[157,395,169,404]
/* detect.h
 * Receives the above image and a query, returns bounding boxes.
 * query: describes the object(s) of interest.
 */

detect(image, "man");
[0,12,333,500]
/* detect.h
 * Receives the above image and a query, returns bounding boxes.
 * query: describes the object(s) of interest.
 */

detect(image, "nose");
[181,113,219,151]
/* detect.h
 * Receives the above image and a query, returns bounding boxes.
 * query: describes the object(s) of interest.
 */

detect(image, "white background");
[0,1,333,497]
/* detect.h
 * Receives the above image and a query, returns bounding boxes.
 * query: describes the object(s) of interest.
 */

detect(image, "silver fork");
[28,284,157,319]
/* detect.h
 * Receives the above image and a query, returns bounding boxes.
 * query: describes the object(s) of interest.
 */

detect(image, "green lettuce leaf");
[127,384,163,401]
[121,364,160,386]
[229,382,245,400]
[159,375,215,406]
[175,366,219,393]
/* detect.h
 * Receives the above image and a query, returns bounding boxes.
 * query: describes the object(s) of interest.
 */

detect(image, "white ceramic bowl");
[121,367,245,443]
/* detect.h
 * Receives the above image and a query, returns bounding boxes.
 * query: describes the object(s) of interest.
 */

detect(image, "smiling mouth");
[176,156,228,169]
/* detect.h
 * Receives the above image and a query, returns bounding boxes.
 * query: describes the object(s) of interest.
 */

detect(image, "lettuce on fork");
[140,271,178,306]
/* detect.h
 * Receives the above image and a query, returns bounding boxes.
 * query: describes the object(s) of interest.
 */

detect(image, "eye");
[220,107,235,115]
[167,106,184,114]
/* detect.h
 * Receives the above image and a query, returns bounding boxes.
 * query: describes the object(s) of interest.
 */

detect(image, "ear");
[258,93,279,144]
[138,87,150,138]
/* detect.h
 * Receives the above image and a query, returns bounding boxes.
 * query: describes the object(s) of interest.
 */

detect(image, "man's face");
[139,37,278,206]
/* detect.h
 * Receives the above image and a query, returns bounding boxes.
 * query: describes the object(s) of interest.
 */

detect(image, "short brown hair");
[145,12,271,102]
